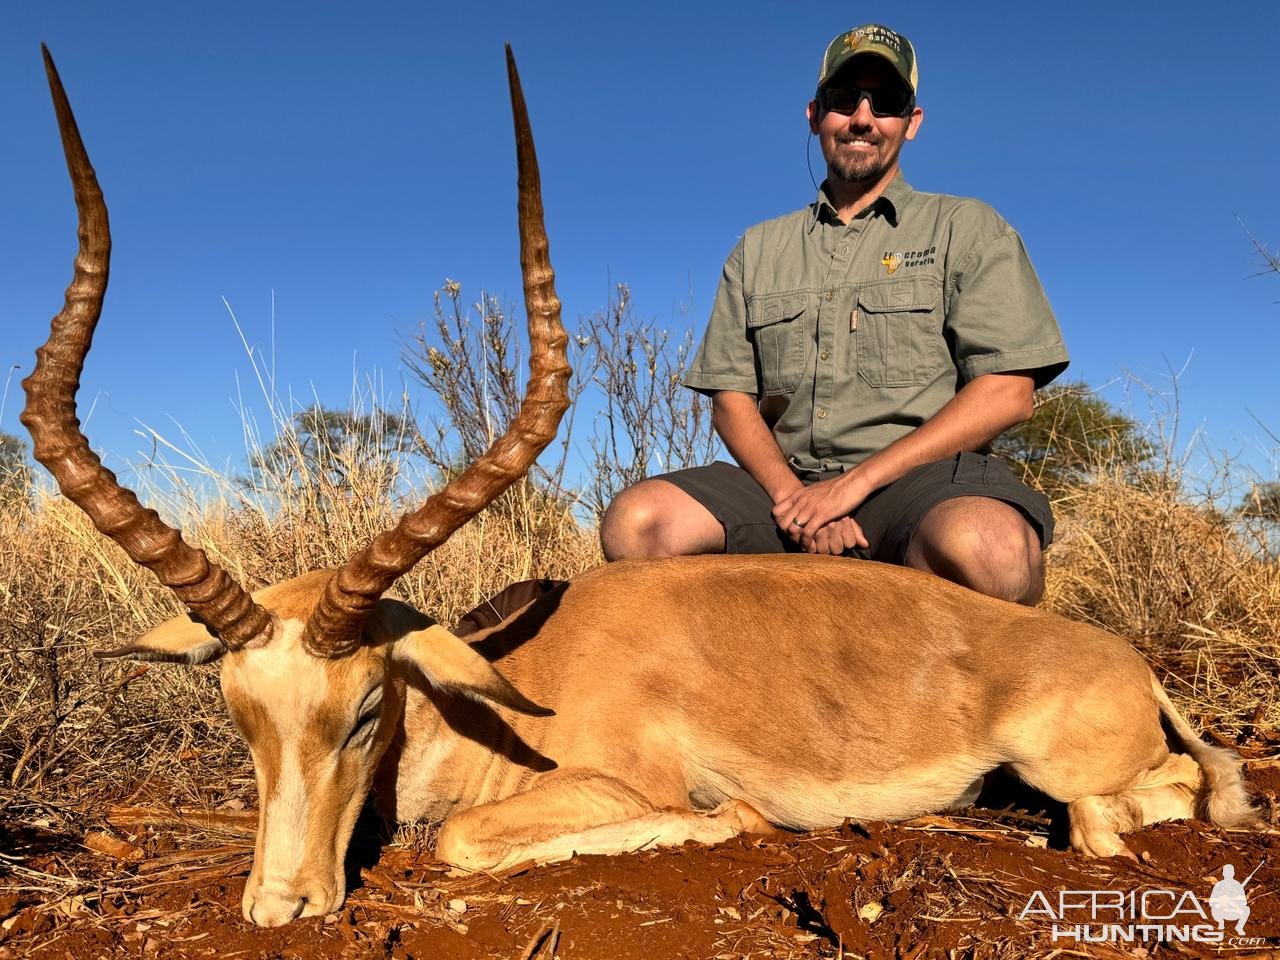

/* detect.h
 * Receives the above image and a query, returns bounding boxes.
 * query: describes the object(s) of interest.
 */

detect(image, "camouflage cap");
[817,24,918,97]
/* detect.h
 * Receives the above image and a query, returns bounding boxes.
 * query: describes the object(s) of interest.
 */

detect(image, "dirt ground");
[2,763,1277,960]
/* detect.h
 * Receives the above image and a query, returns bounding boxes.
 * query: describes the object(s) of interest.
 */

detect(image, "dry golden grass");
[1043,465,1280,739]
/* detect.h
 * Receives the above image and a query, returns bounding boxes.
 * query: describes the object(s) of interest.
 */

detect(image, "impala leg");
[435,770,776,872]
[1065,753,1200,859]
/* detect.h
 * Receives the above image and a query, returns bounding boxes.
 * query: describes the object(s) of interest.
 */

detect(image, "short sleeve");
[945,226,1069,389]
[682,240,761,396]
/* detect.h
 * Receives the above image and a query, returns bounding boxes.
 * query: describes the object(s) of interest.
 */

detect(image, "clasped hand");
[771,475,871,555]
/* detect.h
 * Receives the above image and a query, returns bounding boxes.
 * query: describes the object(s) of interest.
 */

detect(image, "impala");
[24,47,1260,929]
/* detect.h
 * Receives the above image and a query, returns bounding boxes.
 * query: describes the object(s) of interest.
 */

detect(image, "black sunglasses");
[818,83,914,119]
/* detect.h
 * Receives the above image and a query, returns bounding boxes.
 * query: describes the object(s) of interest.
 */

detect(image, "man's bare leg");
[600,478,726,560]
[904,496,1044,604]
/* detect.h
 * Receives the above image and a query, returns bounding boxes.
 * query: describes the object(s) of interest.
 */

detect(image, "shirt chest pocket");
[746,291,810,395]
[855,278,944,388]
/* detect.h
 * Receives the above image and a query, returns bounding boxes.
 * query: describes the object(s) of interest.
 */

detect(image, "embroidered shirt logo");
[882,246,936,274]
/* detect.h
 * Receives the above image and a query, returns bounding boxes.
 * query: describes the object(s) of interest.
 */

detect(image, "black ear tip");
[511,690,554,716]
[504,689,554,717]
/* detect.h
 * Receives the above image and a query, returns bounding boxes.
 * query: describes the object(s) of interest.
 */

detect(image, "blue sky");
[2,1,1277,490]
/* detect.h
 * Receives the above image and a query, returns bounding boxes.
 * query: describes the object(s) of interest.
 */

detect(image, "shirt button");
[817,408,828,419]
[825,290,834,302]
[820,350,830,361]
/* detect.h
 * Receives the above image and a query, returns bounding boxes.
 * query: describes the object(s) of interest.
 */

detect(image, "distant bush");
[0,431,31,509]
[993,382,1152,491]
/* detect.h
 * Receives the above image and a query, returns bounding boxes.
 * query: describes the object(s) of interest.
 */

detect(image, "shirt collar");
[808,172,913,232]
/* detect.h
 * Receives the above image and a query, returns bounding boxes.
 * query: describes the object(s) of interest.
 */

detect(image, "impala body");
[23,47,1260,929]
[128,558,1259,925]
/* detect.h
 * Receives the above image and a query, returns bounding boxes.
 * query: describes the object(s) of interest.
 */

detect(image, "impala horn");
[301,45,570,658]
[21,45,272,650]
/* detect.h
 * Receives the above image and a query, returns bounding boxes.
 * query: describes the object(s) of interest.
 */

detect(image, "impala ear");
[96,612,227,665]
[393,625,552,717]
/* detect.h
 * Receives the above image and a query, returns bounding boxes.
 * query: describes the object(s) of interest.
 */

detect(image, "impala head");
[22,46,568,927]
[111,571,551,925]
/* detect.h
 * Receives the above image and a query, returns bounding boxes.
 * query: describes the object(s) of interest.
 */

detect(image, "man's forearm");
[711,391,804,502]
[848,372,1035,497]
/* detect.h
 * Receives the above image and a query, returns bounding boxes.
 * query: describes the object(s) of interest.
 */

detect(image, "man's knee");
[908,498,1044,604]
[599,480,722,561]
[599,484,663,560]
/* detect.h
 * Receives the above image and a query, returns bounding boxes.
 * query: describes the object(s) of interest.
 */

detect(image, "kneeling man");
[601,24,1069,605]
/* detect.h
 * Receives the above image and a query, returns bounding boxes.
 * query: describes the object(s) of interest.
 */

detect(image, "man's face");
[807,56,924,185]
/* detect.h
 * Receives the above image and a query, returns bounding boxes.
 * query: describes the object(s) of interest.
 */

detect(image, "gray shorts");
[656,453,1053,564]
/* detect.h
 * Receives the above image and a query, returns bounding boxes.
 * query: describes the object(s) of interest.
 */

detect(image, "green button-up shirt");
[683,175,1069,475]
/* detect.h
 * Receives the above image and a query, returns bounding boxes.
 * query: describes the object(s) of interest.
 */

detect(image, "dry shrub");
[581,282,720,518]
[401,280,720,518]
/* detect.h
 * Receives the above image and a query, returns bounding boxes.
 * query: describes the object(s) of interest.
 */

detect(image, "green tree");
[994,382,1153,490]
[1234,481,1280,557]
[0,431,32,507]
[1236,481,1280,521]
[244,404,412,501]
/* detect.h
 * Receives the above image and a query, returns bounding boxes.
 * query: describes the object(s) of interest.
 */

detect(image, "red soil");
[3,766,1277,960]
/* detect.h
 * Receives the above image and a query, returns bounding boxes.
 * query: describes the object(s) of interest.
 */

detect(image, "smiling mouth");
[838,139,878,148]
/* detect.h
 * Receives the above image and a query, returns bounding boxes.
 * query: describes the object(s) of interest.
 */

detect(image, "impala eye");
[345,687,383,748]
[346,710,380,748]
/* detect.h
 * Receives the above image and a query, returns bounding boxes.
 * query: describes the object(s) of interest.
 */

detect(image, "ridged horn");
[302,45,570,659]
[20,46,272,651]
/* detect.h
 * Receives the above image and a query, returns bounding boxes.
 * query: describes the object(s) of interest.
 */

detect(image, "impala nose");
[247,889,307,927]
[245,881,342,927]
